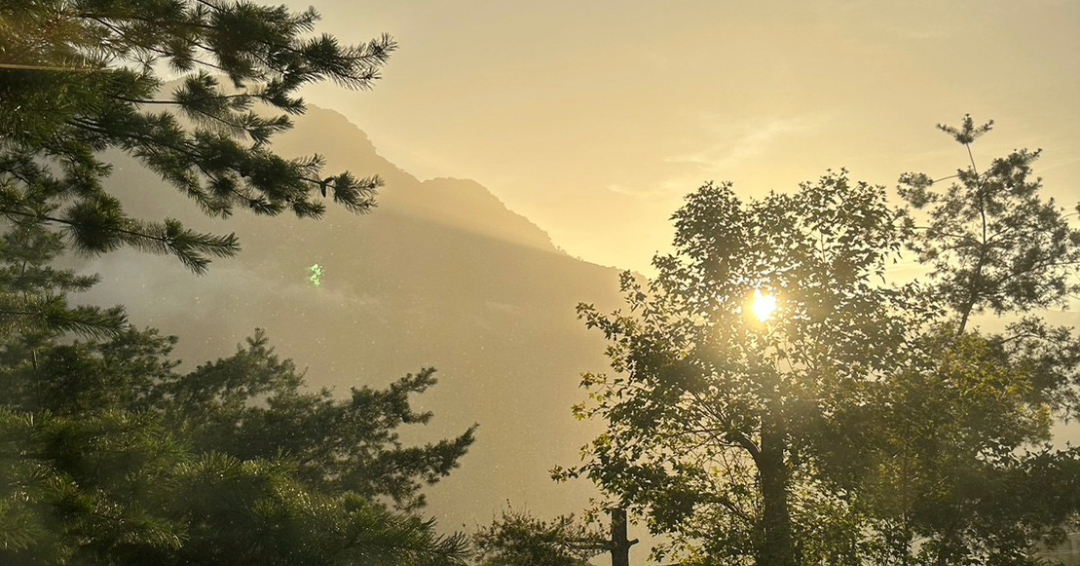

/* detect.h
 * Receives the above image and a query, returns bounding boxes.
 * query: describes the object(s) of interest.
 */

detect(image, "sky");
[26,2,1080,554]
[278,0,1080,275]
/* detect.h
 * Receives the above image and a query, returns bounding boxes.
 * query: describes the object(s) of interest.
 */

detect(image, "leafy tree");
[564,171,915,566]
[472,508,607,566]
[565,117,1080,566]
[1,0,393,273]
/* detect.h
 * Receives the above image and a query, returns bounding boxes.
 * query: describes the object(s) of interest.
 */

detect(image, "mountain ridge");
[68,103,628,530]
[287,106,566,257]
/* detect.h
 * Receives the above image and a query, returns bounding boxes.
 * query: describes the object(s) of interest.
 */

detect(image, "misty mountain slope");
[275,107,560,254]
[67,106,627,529]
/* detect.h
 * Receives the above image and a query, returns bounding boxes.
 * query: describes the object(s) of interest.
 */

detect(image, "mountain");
[67,106,628,530]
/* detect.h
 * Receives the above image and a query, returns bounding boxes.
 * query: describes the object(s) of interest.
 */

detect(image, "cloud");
[669,115,814,171]
[607,115,822,200]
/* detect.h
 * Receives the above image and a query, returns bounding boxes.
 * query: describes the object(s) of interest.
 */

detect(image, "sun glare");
[752,289,777,322]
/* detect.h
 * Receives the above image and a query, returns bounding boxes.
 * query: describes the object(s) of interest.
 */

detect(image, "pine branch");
[0,62,101,72]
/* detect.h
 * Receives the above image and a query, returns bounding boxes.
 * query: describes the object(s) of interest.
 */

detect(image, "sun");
[751,289,777,322]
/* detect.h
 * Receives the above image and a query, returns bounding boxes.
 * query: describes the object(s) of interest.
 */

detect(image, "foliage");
[836,115,1080,564]
[0,224,126,342]
[0,408,188,565]
[567,117,1080,566]
[0,408,471,566]
[157,329,477,511]
[1,0,394,273]
[0,3,478,563]
[0,222,473,565]
[899,114,1080,334]
[472,508,607,566]
[564,171,916,566]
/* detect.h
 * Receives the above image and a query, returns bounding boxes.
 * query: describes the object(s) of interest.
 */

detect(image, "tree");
[0,407,472,566]
[1,0,393,273]
[472,508,607,566]
[0,218,474,565]
[900,115,1080,335]
[0,224,127,345]
[565,171,915,566]
[820,116,1080,564]
[154,329,478,512]
[1,4,478,563]
[565,117,1080,566]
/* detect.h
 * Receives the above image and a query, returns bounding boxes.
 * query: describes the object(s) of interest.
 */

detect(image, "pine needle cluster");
[1,0,394,273]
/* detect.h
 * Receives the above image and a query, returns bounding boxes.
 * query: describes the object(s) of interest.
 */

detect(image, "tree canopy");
[564,116,1080,566]
[1,0,393,273]
[0,221,476,565]
[0,3,483,563]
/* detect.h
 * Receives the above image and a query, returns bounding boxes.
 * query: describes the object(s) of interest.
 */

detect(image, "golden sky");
[283,0,1080,274]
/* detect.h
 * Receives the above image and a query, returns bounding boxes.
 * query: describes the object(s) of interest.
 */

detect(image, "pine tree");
[155,329,477,512]
[827,116,1080,564]
[473,508,608,566]
[0,6,477,562]
[0,226,472,565]
[0,223,127,401]
[1,0,394,273]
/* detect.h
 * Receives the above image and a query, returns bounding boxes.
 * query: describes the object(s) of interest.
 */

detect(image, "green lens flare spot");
[309,264,323,286]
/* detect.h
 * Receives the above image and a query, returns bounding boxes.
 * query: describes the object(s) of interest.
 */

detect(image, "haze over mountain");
[66,106,628,531]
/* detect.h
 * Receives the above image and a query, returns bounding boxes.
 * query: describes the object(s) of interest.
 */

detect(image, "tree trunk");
[609,507,634,566]
[759,407,796,566]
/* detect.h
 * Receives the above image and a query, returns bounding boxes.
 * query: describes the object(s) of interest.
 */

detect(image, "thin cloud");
[608,115,822,200]
[668,115,814,172]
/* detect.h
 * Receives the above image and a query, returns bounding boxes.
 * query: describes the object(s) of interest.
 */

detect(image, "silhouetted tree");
[565,171,913,566]
[473,508,607,566]
[564,117,1080,566]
